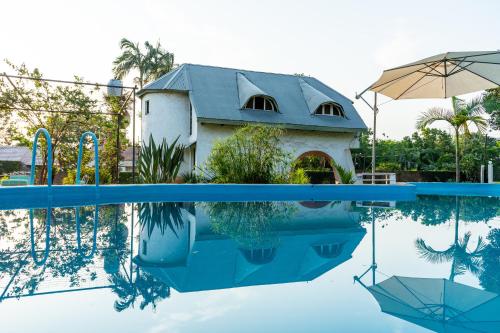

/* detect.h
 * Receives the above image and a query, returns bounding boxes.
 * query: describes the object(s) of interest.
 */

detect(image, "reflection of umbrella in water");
[361,275,500,333]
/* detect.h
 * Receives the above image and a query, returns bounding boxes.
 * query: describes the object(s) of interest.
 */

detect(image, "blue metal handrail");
[30,128,53,186]
[30,208,51,266]
[75,205,99,258]
[76,131,99,186]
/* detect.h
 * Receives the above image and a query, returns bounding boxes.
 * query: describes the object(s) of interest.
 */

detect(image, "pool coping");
[0,182,497,210]
[0,183,416,210]
[410,182,500,197]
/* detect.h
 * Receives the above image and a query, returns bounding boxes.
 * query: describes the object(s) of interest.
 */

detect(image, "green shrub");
[304,170,335,184]
[138,135,185,184]
[62,165,111,184]
[376,162,401,172]
[288,168,310,184]
[180,171,207,184]
[0,161,24,175]
[204,125,294,184]
[205,201,295,248]
[294,155,330,171]
[118,171,134,184]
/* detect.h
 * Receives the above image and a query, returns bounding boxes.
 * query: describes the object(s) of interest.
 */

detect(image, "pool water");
[0,196,499,332]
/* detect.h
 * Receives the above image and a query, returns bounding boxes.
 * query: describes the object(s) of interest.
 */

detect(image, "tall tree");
[112,38,175,89]
[482,88,500,130]
[416,96,487,182]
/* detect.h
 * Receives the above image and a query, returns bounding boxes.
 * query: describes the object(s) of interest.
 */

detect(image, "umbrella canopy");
[370,51,500,99]
[367,276,500,333]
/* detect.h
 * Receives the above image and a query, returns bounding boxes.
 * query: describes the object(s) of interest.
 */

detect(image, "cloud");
[148,289,252,333]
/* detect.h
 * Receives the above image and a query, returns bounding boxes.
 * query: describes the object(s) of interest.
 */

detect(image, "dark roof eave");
[137,88,189,97]
[197,117,367,133]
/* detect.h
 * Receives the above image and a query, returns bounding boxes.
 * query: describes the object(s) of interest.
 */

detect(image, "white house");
[138,64,367,177]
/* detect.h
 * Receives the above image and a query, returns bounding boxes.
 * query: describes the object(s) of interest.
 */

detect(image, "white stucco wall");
[141,92,194,174]
[195,123,359,172]
[142,92,191,145]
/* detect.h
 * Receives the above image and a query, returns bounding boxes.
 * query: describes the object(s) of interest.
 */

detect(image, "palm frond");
[416,107,454,130]
[452,96,466,114]
[464,96,485,116]
[415,238,455,263]
[331,159,356,184]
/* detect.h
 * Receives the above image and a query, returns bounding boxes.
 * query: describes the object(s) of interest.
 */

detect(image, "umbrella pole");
[355,90,379,184]
[372,93,378,184]
[372,207,376,285]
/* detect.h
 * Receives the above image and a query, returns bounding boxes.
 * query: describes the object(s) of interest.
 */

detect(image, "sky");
[1,0,499,139]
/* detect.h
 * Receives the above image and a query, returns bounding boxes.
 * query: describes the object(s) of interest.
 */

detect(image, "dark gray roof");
[139,64,367,132]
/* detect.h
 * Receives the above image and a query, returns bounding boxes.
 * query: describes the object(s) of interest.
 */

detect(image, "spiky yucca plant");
[331,160,356,184]
[138,135,185,183]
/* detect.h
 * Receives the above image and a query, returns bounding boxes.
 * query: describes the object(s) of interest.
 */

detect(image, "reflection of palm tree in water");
[109,268,170,312]
[108,202,184,312]
[415,197,485,281]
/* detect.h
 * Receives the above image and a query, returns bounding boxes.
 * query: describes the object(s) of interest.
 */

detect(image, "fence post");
[488,161,493,183]
[389,173,396,184]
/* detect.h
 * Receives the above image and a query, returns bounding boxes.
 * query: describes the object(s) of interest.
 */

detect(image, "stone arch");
[294,150,340,184]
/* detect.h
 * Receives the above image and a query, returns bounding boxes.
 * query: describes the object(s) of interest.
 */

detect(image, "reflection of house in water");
[136,201,366,292]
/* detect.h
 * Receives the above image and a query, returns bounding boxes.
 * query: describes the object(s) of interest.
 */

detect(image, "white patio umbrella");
[364,276,500,333]
[356,51,500,183]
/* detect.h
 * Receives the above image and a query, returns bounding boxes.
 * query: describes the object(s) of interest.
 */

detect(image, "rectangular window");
[142,240,148,255]
[254,96,264,109]
[189,103,193,135]
[192,145,196,170]
[265,99,272,111]
[145,100,150,115]
[324,104,332,115]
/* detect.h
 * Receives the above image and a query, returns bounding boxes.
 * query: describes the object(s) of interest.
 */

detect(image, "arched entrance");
[294,151,339,184]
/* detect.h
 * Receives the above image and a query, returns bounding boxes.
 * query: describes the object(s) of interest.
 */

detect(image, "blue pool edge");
[0,183,416,210]
[0,182,498,210]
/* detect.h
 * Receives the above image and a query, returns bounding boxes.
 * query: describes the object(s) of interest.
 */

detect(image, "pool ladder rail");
[30,128,100,187]
[30,205,99,266]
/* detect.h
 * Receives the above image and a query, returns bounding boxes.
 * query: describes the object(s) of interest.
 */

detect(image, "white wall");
[141,91,193,175]
[195,123,360,172]
[142,92,191,146]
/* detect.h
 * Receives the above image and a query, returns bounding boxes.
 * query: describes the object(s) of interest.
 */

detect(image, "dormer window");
[241,247,276,265]
[243,96,278,112]
[315,103,345,117]
[313,243,344,259]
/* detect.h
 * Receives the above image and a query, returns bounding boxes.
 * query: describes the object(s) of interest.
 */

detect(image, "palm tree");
[112,38,175,88]
[416,96,487,182]
[415,197,485,281]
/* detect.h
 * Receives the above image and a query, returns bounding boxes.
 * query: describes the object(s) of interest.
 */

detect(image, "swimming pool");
[0,192,499,332]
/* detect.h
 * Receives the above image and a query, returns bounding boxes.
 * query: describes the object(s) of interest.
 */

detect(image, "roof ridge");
[184,63,311,79]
